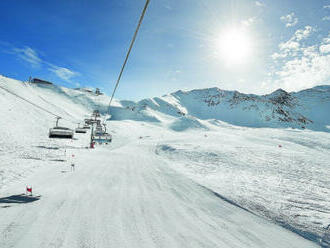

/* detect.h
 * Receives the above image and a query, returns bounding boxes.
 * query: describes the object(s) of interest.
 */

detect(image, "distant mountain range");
[109,85,330,132]
[1,75,329,132]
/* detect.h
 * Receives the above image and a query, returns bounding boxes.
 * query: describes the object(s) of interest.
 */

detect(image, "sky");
[0,0,330,100]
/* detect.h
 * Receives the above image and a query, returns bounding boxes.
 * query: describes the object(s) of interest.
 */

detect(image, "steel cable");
[107,0,150,115]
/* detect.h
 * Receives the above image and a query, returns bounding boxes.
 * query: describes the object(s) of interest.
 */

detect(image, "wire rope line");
[0,84,77,124]
[107,0,150,115]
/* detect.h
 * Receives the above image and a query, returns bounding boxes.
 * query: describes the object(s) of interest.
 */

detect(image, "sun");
[216,27,253,65]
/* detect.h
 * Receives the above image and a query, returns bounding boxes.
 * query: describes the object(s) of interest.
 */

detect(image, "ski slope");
[155,126,330,243]
[0,75,329,247]
[0,122,319,248]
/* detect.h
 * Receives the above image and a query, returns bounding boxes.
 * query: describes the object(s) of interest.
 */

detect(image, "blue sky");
[0,0,330,100]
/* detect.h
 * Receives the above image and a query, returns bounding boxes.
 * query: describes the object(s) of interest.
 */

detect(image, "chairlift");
[83,118,92,129]
[93,133,112,144]
[94,125,105,136]
[75,123,87,134]
[49,117,74,139]
[83,124,90,129]
[92,122,112,144]
[95,125,103,132]
[84,118,92,124]
[92,110,101,118]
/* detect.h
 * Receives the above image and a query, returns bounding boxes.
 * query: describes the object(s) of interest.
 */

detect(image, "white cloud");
[280,12,298,27]
[279,41,300,51]
[270,30,330,91]
[294,25,313,41]
[241,17,257,27]
[274,54,330,91]
[12,46,41,67]
[255,1,264,7]
[302,45,318,57]
[9,45,80,84]
[323,36,330,44]
[272,26,314,61]
[271,52,287,60]
[48,66,79,82]
[324,5,330,9]
[322,16,330,21]
[320,44,330,54]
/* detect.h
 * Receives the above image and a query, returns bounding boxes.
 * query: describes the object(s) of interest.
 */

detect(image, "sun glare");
[216,27,253,65]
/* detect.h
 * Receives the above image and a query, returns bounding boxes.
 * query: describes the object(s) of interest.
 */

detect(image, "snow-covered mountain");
[0,75,329,247]
[109,86,330,132]
[2,75,329,132]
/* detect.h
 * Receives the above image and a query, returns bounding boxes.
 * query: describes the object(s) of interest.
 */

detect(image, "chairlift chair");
[75,123,87,134]
[83,124,90,129]
[84,118,92,124]
[83,119,92,129]
[93,133,112,144]
[49,117,74,139]
[95,125,103,131]
[94,126,104,136]
[92,110,101,118]
[92,122,112,144]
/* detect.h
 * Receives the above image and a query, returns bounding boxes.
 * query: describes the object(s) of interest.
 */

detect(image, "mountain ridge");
[110,84,330,132]
[1,75,329,132]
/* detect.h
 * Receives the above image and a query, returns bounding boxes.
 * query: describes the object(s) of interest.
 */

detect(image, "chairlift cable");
[0,84,77,124]
[107,0,150,115]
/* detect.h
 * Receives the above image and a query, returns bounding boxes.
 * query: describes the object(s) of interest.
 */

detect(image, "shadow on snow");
[0,194,41,204]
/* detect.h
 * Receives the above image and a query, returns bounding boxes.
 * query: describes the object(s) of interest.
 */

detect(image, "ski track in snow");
[0,135,319,248]
[155,128,330,243]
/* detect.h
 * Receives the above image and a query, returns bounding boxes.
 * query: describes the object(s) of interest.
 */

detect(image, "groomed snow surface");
[0,75,329,247]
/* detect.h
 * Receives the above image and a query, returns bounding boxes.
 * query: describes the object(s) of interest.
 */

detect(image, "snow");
[0,75,329,247]
[0,122,319,248]
[108,86,330,132]
[0,76,91,189]
[156,127,330,243]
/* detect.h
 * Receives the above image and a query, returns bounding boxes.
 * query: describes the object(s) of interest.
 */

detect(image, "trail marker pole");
[26,186,32,196]
[71,154,75,171]
[90,123,94,148]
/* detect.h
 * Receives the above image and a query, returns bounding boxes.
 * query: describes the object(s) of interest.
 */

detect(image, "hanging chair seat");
[75,127,87,133]
[49,126,74,139]
[93,133,112,144]
[83,125,90,129]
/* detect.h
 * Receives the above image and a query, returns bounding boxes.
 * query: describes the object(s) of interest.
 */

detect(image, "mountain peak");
[268,88,289,96]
